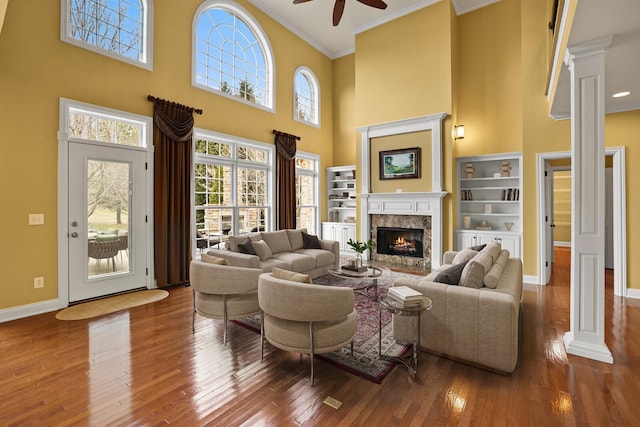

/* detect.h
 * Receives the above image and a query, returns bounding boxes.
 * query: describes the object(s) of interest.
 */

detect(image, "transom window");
[295,153,320,233]
[293,66,319,126]
[67,105,147,147]
[61,0,153,70]
[193,1,274,111]
[194,131,273,252]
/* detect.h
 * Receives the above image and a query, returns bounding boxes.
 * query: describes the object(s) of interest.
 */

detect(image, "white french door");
[67,141,149,302]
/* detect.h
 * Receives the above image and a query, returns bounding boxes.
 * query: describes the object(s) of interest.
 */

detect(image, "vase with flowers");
[346,238,372,269]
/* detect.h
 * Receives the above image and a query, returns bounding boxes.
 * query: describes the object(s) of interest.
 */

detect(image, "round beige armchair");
[190,259,262,344]
[258,272,357,385]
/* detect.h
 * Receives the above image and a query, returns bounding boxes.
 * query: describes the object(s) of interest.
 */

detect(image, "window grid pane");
[294,71,318,124]
[68,0,143,62]
[68,108,144,146]
[195,7,270,108]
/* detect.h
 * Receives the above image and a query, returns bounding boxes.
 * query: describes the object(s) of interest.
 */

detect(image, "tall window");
[193,1,274,111]
[295,153,319,233]
[194,132,273,251]
[61,0,153,70]
[293,66,319,126]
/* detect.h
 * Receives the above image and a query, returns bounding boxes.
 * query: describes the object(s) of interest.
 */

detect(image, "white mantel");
[358,113,449,269]
[361,192,447,269]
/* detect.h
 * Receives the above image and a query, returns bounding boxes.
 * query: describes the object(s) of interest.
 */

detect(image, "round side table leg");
[378,305,383,358]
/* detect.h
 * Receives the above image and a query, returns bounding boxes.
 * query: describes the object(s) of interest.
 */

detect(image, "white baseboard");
[626,288,640,299]
[554,241,571,247]
[523,274,540,285]
[0,299,60,323]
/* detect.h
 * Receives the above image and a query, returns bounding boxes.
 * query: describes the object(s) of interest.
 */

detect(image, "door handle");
[71,232,78,238]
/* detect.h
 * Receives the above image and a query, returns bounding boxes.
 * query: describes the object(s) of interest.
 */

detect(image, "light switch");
[29,214,45,225]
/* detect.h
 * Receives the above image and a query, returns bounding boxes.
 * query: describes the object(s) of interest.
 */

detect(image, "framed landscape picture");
[379,147,421,180]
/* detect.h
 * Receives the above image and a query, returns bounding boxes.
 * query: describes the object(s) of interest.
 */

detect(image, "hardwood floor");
[2,250,639,426]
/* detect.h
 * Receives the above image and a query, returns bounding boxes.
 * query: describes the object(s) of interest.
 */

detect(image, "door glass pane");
[87,160,130,278]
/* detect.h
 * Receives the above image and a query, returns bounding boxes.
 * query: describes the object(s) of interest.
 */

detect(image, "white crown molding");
[452,0,501,15]
[247,0,334,58]
[354,0,441,35]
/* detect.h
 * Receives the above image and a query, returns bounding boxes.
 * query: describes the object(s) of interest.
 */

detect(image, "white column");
[563,36,613,364]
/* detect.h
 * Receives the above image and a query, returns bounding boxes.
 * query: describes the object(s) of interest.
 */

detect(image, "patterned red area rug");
[233,270,419,383]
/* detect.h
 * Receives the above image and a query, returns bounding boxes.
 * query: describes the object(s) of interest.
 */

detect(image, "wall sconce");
[454,125,465,140]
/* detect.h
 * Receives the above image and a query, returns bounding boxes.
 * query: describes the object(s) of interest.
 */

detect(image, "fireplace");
[377,227,424,258]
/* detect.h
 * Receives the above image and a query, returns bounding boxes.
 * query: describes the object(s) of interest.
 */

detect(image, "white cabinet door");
[498,235,521,258]
[455,231,478,250]
[322,223,335,241]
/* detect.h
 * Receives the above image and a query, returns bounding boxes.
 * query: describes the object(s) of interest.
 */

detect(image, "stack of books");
[341,264,367,273]
[387,286,424,308]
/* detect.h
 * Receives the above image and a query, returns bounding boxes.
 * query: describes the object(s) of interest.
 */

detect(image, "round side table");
[378,295,432,378]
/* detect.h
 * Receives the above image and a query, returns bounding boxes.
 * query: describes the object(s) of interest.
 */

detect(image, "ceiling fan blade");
[333,0,345,26]
[357,0,388,10]
[293,0,313,4]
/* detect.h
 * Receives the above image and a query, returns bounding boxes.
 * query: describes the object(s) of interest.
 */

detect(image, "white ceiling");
[550,0,640,118]
[247,0,640,117]
[248,0,498,58]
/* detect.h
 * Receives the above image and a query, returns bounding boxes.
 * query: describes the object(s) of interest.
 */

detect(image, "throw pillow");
[433,260,468,285]
[237,238,257,255]
[271,266,312,284]
[286,228,307,251]
[200,253,230,265]
[469,243,486,251]
[452,248,478,265]
[261,230,292,254]
[302,231,323,249]
[459,260,485,288]
[251,240,273,261]
[484,249,510,288]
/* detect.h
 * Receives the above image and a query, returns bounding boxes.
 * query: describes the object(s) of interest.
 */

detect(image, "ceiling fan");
[293,0,388,27]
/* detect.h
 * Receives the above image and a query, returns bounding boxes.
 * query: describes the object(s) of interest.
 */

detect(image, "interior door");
[544,163,554,284]
[605,167,614,269]
[68,141,149,302]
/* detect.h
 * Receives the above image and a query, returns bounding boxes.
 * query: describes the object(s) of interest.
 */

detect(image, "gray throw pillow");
[237,238,256,255]
[302,231,323,249]
[470,244,486,251]
[433,260,468,285]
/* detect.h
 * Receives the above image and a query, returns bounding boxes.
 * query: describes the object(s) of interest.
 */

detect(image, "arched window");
[193,1,274,111]
[293,67,319,126]
[61,0,153,70]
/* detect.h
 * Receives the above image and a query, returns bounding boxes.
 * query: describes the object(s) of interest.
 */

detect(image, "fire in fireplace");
[376,227,424,258]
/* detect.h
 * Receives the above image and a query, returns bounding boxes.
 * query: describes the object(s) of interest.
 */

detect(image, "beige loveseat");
[206,229,339,279]
[392,242,523,373]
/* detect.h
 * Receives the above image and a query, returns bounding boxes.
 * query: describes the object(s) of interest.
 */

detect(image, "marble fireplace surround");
[363,192,446,270]
[358,113,449,270]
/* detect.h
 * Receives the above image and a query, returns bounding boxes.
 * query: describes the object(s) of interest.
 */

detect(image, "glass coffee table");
[327,266,384,300]
[378,295,432,378]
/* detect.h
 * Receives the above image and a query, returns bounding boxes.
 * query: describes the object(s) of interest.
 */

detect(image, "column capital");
[564,35,614,66]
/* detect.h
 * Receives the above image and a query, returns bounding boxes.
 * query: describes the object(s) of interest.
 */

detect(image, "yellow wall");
[332,54,356,166]
[0,0,334,310]
[2,0,640,314]
[354,2,454,127]
[370,132,433,193]
[553,170,572,242]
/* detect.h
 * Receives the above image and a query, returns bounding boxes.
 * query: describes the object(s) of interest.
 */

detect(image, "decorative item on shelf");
[476,220,491,230]
[346,238,372,270]
[463,216,471,229]
[465,163,474,179]
[504,222,514,231]
[484,204,492,214]
[333,182,338,188]
[347,183,355,188]
[342,192,349,198]
[493,172,501,178]
[335,171,341,179]
[501,161,512,177]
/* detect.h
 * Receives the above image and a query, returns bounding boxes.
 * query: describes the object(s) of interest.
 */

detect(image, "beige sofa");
[206,229,339,279]
[392,242,523,373]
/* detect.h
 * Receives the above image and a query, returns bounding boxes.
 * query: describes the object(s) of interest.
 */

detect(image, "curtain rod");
[272,129,300,140]
[147,95,203,115]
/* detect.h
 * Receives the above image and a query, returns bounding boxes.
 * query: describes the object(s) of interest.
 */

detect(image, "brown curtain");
[274,131,299,230]
[149,96,201,287]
